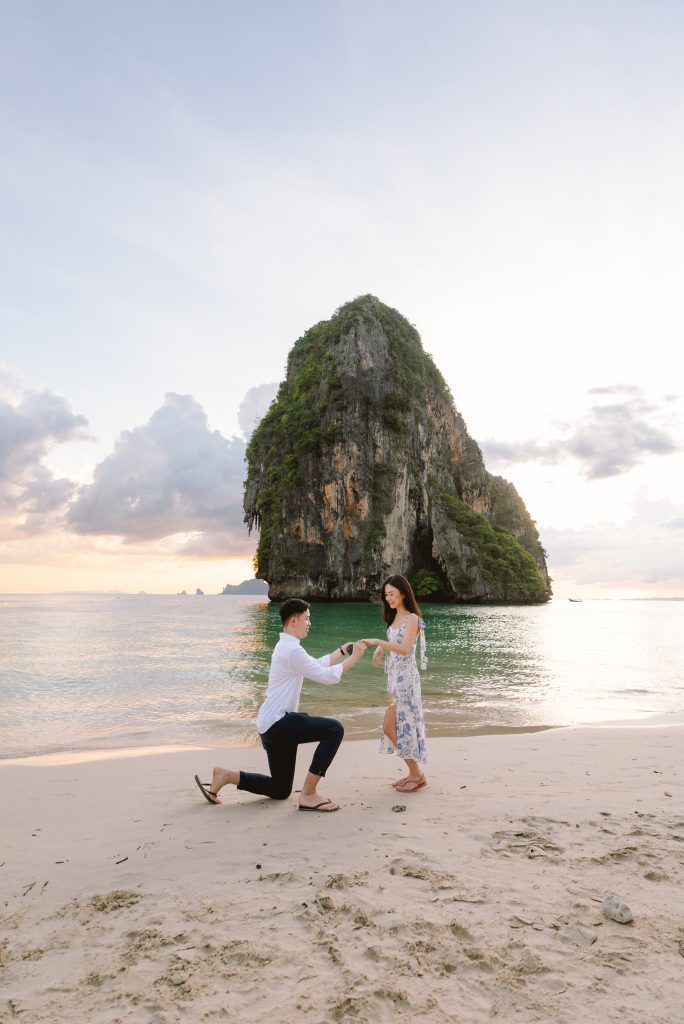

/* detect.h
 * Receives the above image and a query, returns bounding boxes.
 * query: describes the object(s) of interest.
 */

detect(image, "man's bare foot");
[194,775,222,804]
[298,792,340,812]
[202,766,240,802]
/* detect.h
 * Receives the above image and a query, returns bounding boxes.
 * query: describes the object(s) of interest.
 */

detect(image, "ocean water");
[1,594,682,760]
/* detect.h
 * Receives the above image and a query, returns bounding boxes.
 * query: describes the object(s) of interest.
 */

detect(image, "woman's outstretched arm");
[364,614,419,655]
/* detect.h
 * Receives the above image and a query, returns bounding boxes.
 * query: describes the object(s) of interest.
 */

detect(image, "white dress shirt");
[256,632,344,734]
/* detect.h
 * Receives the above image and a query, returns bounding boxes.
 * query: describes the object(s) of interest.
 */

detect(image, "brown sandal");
[395,777,427,793]
[194,774,221,804]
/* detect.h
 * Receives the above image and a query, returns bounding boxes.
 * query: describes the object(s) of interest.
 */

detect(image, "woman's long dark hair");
[380,574,423,626]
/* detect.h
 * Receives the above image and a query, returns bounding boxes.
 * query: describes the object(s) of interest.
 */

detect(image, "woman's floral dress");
[380,618,428,764]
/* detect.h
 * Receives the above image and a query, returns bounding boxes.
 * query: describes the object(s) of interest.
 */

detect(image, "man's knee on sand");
[270,785,293,800]
[330,719,344,741]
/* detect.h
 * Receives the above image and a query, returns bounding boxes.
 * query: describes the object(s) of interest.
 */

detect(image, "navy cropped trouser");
[237,712,344,800]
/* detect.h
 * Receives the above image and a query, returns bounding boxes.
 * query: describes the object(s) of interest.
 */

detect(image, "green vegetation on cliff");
[249,295,448,457]
[410,569,445,598]
[487,474,547,564]
[432,481,549,602]
[302,294,451,407]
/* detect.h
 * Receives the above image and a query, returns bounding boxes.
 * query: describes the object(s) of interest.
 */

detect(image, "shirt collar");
[279,632,301,646]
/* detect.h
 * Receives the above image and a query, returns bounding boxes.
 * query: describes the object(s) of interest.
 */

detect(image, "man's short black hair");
[279,598,310,625]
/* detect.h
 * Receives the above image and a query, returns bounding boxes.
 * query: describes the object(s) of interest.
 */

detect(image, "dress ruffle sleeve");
[418,619,428,670]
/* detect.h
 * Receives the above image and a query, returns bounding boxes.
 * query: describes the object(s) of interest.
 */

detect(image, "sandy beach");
[1,727,682,1024]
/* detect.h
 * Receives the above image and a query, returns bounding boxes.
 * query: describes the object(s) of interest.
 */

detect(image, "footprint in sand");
[324,871,369,890]
[487,828,564,860]
[590,846,639,865]
[388,858,455,889]
[90,890,141,913]
[121,928,188,965]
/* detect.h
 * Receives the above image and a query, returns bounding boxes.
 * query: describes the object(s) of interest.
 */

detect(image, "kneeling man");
[195,598,366,812]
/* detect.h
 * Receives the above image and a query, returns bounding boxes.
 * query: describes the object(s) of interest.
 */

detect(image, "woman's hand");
[371,645,384,668]
[363,638,384,648]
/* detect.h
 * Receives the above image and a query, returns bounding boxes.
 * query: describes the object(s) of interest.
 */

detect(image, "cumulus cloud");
[67,392,254,554]
[0,381,89,533]
[481,387,680,479]
[1,374,279,557]
[238,382,279,438]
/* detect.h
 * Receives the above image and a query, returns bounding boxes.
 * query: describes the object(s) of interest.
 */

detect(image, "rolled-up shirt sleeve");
[288,646,343,685]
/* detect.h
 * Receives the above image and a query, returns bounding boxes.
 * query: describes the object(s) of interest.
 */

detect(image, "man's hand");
[340,640,367,674]
[341,640,366,656]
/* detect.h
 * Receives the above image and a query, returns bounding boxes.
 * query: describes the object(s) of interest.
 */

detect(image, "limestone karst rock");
[244,295,551,603]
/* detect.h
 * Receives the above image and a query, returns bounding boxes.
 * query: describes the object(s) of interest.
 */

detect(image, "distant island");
[221,579,269,595]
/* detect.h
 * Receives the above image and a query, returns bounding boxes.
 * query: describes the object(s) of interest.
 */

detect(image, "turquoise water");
[1,594,682,759]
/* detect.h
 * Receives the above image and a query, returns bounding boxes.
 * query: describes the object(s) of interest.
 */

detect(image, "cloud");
[587,385,641,397]
[238,382,279,438]
[174,531,250,558]
[544,491,684,587]
[67,392,255,554]
[0,381,89,533]
[481,387,680,479]
[0,378,278,559]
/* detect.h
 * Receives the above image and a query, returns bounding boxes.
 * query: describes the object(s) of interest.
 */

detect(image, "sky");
[1,0,683,598]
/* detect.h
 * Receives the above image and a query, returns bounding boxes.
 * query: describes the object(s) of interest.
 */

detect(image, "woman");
[365,575,428,792]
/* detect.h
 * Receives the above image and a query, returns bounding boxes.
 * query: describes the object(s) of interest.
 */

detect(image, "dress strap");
[418,619,428,670]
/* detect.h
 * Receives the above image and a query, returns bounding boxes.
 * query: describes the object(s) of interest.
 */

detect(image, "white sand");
[1,727,683,1024]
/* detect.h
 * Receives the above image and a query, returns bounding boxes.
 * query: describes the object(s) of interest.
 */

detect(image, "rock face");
[244,296,551,603]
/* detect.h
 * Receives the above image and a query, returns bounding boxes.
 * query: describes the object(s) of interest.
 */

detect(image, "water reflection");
[1,595,682,758]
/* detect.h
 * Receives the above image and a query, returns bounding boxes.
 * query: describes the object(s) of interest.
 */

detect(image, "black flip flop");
[298,798,339,812]
[194,774,220,805]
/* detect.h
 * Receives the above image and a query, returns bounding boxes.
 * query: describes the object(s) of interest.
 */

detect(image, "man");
[194,598,366,812]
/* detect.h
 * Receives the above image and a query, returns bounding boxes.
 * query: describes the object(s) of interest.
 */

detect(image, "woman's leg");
[384,704,412,787]
[394,761,427,791]
[383,703,397,745]
[389,696,427,792]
